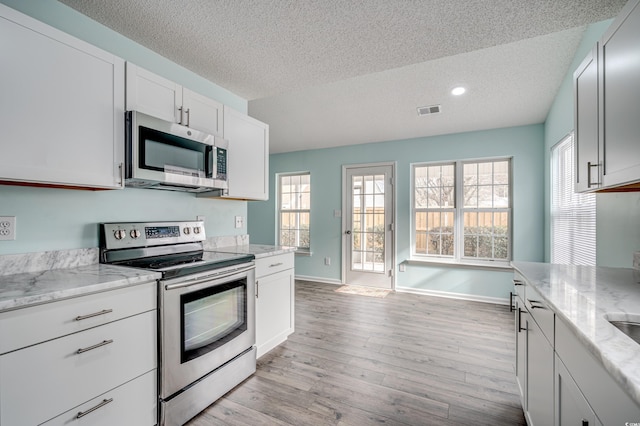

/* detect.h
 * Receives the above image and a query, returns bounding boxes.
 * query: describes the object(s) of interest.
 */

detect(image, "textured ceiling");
[59,0,626,153]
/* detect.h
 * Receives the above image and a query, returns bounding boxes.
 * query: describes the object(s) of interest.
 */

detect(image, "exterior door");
[343,164,394,289]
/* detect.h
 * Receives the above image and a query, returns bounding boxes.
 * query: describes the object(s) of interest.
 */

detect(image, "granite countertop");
[212,244,296,259]
[0,264,161,313]
[512,261,640,405]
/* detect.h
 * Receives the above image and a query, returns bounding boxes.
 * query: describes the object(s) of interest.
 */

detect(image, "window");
[412,158,511,264]
[551,133,595,265]
[277,172,310,251]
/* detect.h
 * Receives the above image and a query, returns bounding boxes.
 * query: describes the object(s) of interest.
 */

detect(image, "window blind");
[551,133,596,265]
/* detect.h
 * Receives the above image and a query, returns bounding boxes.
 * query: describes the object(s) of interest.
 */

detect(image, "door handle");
[345,230,351,235]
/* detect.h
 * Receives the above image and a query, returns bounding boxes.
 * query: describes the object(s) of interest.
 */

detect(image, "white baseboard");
[396,286,510,305]
[295,275,343,286]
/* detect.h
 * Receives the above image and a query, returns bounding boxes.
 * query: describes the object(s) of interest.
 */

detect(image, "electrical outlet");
[399,263,406,272]
[234,216,243,229]
[0,216,16,241]
[324,257,331,266]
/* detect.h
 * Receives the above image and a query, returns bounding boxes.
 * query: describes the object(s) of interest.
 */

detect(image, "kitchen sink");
[609,320,640,345]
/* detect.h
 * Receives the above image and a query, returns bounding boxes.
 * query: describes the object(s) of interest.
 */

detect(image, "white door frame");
[341,162,397,289]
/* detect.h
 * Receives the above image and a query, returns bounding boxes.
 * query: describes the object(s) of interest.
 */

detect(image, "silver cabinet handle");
[509,292,514,312]
[270,262,284,268]
[513,279,524,286]
[119,162,124,186]
[178,106,184,124]
[527,299,545,309]
[185,108,190,127]
[256,280,259,299]
[75,309,113,321]
[517,308,527,332]
[77,339,113,354]
[76,398,113,419]
[587,162,600,188]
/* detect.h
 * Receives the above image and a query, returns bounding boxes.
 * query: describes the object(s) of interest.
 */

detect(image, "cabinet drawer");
[525,284,554,345]
[0,311,157,426]
[255,253,294,278]
[42,369,157,426]
[0,281,156,354]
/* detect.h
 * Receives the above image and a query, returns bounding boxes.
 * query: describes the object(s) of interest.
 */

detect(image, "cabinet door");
[515,297,527,409]
[526,316,554,426]
[125,62,182,124]
[183,88,224,136]
[256,268,294,358]
[555,355,602,426]
[223,106,270,200]
[600,0,640,188]
[0,5,124,189]
[574,45,600,192]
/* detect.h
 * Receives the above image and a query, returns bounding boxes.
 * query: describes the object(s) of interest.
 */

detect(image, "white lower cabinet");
[555,354,601,426]
[255,253,295,358]
[525,315,554,426]
[515,272,640,426]
[0,282,157,426]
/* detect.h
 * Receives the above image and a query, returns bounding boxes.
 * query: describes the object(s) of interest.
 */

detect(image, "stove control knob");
[193,226,201,234]
[183,227,191,235]
[130,229,141,239]
[114,229,126,240]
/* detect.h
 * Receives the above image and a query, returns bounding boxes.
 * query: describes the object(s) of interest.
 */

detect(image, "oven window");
[181,280,247,363]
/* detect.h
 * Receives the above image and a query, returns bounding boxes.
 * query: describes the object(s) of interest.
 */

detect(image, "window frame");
[411,157,513,267]
[276,171,311,253]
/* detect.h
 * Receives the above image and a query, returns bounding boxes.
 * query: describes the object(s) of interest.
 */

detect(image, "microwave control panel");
[216,147,227,181]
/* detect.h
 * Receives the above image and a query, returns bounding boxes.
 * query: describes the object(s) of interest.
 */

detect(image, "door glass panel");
[351,174,385,273]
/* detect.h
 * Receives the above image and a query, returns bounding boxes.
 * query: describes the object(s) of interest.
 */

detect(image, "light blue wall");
[0,1,248,255]
[249,124,545,300]
[543,19,640,267]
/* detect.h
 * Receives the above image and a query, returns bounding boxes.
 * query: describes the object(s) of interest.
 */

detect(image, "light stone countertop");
[0,264,161,313]
[512,261,640,406]
[211,244,296,259]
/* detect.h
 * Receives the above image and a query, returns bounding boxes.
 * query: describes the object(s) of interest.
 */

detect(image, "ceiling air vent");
[417,104,441,116]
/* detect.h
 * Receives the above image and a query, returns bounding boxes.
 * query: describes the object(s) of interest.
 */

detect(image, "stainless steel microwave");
[124,111,228,193]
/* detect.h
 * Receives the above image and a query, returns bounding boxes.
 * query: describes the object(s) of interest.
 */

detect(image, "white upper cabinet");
[126,63,223,137]
[0,4,124,189]
[222,106,269,200]
[574,0,640,192]
[599,0,640,189]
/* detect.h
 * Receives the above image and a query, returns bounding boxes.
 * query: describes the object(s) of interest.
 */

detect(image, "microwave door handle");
[205,145,214,178]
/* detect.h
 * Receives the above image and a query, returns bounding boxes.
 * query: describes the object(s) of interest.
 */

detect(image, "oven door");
[159,262,255,399]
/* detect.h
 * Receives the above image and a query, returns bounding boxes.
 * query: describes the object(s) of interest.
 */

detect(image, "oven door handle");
[164,264,254,291]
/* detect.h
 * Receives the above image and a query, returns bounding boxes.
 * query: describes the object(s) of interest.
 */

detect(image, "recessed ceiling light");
[451,86,466,96]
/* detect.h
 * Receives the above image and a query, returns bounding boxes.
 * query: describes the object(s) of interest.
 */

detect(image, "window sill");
[406,257,513,271]
[295,250,312,257]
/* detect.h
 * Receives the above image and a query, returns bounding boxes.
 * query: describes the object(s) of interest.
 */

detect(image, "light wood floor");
[188,281,526,425]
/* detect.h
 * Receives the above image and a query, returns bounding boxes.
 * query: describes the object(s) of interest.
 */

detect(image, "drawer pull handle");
[270,262,284,268]
[509,292,514,312]
[76,398,113,419]
[75,309,113,321]
[513,279,524,286]
[77,339,113,354]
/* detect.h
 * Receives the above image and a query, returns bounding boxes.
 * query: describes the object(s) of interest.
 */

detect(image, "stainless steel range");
[99,220,256,426]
